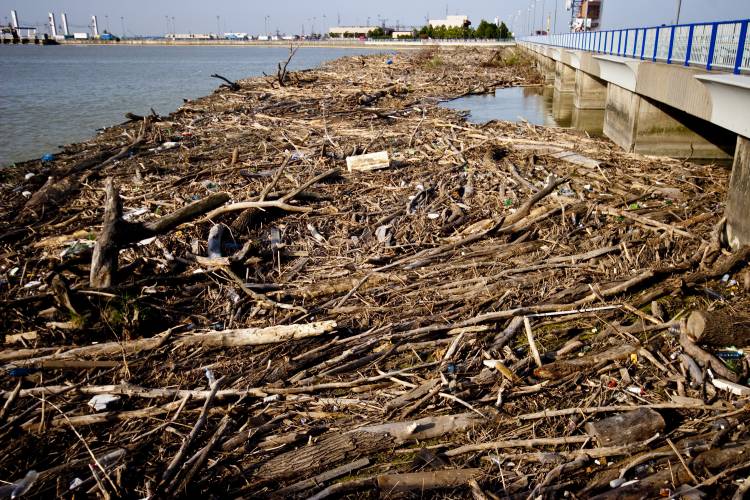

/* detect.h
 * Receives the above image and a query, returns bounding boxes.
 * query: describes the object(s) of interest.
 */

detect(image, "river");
[0,45,390,166]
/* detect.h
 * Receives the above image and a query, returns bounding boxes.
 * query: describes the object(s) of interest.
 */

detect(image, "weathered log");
[585,408,665,447]
[679,330,738,382]
[685,310,750,347]
[4,321,337,369]
[90,178,122,288]
[534,344,637,379]
[255,413,482,482]
[385,379,440,412]
[375,468,483,493]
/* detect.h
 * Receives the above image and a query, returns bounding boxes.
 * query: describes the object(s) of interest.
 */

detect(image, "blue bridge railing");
[522,19,750,75]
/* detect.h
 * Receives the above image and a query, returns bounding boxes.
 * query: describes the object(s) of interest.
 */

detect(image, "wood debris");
[0,46,749,498]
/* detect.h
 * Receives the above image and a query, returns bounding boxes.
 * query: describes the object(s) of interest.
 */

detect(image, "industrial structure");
[566,0,603,32]
[427,15,470,29]
[1,9,115,43]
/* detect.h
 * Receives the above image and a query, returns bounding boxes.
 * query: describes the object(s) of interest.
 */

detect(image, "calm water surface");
[0,45,388,166]
[441,85,605,136]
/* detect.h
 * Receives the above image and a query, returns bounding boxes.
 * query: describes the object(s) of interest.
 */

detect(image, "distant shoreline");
[50,39,514,50]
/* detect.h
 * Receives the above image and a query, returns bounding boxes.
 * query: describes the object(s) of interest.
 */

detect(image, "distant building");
[166,33,213,40]
[329,26,381,38]
[428,15,469,28]
[392,30,414,39]
[73,32,88,39]
[570,0,603,31]
[224,32,248,40]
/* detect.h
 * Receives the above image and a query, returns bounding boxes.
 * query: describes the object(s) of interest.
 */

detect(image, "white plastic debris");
[88,394,121,411]
[21,191,32,198]
[152,141,179,152]
[346,151,390,172]
[712,378,750,397]
[122,207,149,221]
[24,173,34,180]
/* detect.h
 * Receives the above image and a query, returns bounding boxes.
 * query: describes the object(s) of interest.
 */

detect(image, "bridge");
[519,19,750,250]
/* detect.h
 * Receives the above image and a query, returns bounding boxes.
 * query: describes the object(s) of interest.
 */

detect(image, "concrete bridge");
[520,19,750,249]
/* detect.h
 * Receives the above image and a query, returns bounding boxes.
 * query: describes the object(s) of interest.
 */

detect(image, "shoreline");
[48,39,515,49]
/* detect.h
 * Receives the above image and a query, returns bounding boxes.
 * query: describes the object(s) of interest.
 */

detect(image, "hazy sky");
[1,1,748,36]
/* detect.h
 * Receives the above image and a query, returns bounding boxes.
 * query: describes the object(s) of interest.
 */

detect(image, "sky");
[1,1,748,37]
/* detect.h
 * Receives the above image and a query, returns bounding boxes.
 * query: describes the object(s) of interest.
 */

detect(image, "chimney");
[91,15,99,37]
[10,9,19,28]
[49,12,58,37]
[61,13,70,36]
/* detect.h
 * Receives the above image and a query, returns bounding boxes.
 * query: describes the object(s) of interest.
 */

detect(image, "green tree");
[499,21,510,39]
[476,20,499,39]
[367,27,386,38]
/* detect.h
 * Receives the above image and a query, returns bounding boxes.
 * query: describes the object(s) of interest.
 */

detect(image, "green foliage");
[499,22,510,39]
[418,19,511,40]
[475,20,499,39]
[367,27,386,39]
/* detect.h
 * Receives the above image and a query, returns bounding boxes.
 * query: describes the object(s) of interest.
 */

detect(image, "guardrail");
[522,19,750,75]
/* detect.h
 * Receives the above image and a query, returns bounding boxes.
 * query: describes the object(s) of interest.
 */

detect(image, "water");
[0,45,387,166]
[440,85,605,136]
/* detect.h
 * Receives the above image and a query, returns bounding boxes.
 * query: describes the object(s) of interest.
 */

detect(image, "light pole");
[165,15,169,36]
[532,1,537,35]
[216,15,220,37]
[171,17,175,35]
[675,0,682,24]
[105,14,109,33]
[120,16,125,38]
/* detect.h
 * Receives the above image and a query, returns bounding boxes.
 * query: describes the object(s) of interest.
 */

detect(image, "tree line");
[330,19,512,40]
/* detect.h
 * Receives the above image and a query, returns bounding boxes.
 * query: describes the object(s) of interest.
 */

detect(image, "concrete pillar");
[555,61,576,93]
[534,55,555,83]
[603,83,734,160]
[574,70,607,110]
[727,136,750,250]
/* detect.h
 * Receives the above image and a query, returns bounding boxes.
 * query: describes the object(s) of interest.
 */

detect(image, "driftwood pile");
[1,46,750,498]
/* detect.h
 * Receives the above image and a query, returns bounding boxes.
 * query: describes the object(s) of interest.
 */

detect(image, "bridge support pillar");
[603,83,734,160]
[574,70,607,109]
[534,55,556,83]
[727,136,750,249]
[555,61,576,93]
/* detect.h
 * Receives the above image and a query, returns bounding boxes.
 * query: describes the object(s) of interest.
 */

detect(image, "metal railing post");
[706,22,718,70]
[734,20,748,74]
[641,28,646,60]
[624,29,629,57]
[685,24,694,66]
[667,25,676,63]
[653,27,660,61]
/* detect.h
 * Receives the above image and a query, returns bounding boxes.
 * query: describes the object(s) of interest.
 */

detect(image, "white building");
[166,33,213,40]
[428,15,469,28]
[392,30,414,39]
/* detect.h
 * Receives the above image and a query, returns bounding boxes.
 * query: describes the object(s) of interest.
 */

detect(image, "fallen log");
[585,408,665,447]
[254,413,482,481]
[375,468,483,493]
[685,310,750,347]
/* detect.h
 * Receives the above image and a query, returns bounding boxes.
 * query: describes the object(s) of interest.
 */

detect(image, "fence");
[522,20,750,75]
